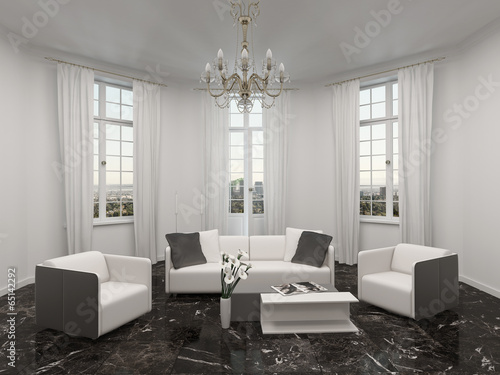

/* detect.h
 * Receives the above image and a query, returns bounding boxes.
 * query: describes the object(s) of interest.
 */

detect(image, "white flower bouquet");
[220,249,252,299]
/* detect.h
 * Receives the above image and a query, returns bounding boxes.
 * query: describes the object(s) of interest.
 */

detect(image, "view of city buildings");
[360,186,399,217]
[94,185,133,218]
[230,178,264,214]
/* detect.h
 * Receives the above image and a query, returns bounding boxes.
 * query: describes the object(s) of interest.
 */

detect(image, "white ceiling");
[2,0,500,86]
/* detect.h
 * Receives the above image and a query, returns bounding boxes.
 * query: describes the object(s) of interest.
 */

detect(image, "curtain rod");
[193,87,299,91]
[325,57,445,87]
[45,57,168,88]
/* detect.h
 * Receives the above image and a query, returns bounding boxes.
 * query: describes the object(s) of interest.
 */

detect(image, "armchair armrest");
[412,254,459,320]
[104,254,152,309]
[165,246,172,293]
[35,265,100,339]
[358,246,395,299]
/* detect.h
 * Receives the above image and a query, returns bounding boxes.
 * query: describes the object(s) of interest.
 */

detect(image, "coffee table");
[260,290,358,334]
[231,283,339,322]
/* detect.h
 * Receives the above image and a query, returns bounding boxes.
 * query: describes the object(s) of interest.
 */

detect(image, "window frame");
[228,99,265,217]
[93,80,134,225]
[359,80,399,224]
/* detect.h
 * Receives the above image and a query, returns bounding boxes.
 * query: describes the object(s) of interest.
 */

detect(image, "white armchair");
[36,251,151,339]
[358,243,459,320]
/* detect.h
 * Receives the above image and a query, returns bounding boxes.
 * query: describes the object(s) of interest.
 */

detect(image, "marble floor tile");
[1,262,500,374]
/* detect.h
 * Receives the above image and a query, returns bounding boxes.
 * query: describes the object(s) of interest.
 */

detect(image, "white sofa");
[36,251,152,339]
[165,234,335,294]
[358,243,459,320]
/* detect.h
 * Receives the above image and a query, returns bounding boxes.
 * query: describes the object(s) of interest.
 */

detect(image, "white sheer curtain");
[332,80,360,265]
[57,63,94,254]
[398,63,434,246]
[203,93,229,234]
[263,91,289,235]
[133,80,161,262]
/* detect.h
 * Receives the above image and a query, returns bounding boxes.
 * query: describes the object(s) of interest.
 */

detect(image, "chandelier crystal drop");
[200,0,290,113]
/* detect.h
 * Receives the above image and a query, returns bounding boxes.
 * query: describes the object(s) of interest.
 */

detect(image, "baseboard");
[0,276,35,297]
[460,275,500,299]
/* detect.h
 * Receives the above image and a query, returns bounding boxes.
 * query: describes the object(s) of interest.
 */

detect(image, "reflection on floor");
[1,262,499,374]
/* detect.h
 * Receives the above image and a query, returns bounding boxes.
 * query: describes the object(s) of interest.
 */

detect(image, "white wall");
[286,86,335,235]
[0,37,66,294]
[359,223,399,250]
[156,85,204,259]
[432,26,500,297]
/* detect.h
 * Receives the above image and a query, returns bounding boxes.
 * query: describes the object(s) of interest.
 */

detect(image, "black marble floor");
[1,262,500,374]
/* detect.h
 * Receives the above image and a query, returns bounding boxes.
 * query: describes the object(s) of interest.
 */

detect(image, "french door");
[228,101,265,235]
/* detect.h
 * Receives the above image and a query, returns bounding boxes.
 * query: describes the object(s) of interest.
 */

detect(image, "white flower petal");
[238,268,248,279]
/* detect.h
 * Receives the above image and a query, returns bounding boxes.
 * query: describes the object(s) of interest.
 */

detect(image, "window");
[229,100,264,215]
[93,81,134,222]
[359,81,399,220]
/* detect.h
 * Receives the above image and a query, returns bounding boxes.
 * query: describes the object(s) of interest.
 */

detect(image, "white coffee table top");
[261,291,358,305]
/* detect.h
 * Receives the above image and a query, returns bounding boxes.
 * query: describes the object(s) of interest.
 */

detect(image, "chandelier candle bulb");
[217,49,224,71]
[266,49,272,70]
[205,63,211,73]
[279,63,285,73]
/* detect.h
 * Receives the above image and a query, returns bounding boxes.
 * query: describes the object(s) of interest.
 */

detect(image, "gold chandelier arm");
[206,74,241,98]
[206,82,226,98]
[248,1,260,18]
[249,74,284,98]
[230,1,242,18]
[225,73,241,93]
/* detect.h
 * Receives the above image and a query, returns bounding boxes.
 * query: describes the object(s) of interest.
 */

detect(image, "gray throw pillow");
[166,232,207,269]
[291,231,333,268]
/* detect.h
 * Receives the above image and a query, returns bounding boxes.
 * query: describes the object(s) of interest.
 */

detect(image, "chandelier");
[200,0,290,113]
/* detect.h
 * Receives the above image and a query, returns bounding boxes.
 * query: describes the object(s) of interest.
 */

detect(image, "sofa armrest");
[412,254,459,320]
[104,254,152,309]
[165,246,172,293]
[326,245,335,286]
[358,246,395,299]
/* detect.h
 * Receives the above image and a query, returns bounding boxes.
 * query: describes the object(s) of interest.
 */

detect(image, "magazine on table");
[271,281,328,296]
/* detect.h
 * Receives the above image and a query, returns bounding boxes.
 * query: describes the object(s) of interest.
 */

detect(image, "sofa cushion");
[291,231,333,267]
[43,251,110,283]
[391,243,452,275]
[169,263,221,293]
[250,235,285,260]
[284,227,323,262]
[361,271,413,317]
[166,232,207,269]
[199,229,221,263]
